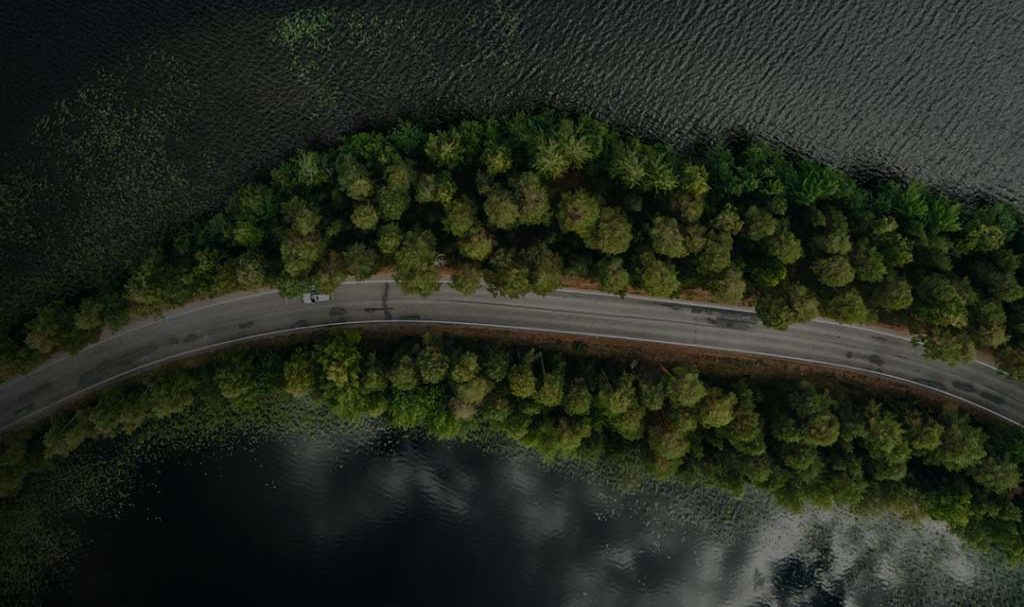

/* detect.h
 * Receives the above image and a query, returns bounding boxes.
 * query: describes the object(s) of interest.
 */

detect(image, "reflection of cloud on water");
[265,427,1022,606]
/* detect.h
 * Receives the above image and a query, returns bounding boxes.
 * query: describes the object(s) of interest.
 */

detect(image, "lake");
[45,427,1024,606]
[2,0,1023,320]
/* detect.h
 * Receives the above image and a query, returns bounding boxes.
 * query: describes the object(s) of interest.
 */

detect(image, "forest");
[3,112,1024,380]
[3,332,1023,561]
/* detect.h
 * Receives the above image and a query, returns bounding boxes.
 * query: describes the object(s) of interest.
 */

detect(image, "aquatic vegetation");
[276,6,336,77]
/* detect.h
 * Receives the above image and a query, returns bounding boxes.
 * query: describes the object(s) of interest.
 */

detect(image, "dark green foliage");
[557,189,602,238]
[634,252,680,297]
[4,331,1024,562]
[756,282,819,329]
[597,257,630,295]
[393,229,440,296]
[8,112,1024,381]
[450,263,484,295]
[585,207,633,255]
[648,216,689,259]
[483,186,520,230]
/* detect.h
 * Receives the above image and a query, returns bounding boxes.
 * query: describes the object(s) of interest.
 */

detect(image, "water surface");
[46,430,1024,606]
[2,0,1023,320]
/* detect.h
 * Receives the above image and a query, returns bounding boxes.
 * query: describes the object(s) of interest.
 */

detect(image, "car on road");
[302,292,331,304]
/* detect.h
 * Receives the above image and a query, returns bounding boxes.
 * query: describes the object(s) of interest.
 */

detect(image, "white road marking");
[4,317,1020,433]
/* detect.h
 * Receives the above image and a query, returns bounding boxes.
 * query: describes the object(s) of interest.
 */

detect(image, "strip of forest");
[2,332,1022,560]
[4,112,1024,381]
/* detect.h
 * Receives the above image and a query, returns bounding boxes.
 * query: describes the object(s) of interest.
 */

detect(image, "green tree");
[643,150,678,192]
[674,165,709,219]
[563,377,592,416]
[281,349,315,397]
[970,251,1024,303]
[390,354,420,391]
[512,172,551,226]
[425,131,465,169]
[770,381,840,448]
[709,267,747,304]
[454,376,494,406]
[699,388,737,428]
[924,411,987,472]
[485,248,532,298]
[635,252,680,298]
[508,351,538,398]
[451,263,484,295]
[316,334,363,389]
[851,241,888,283]
[534,358,566,407]
[147,370,197,419]
[665,366,706,409]
[557,190,602,238]
[711,204,744,235]
[716,388,766,456]
[23,303,70,355]
[695,231,734,275]
[912,275,971,329]
[235,252,269,289]
[443,196,479,237]
[527,245,563,295]
[649,216,689,259]
[377,186,410,222]
[343,242,381,280]
[483,187,520,230]
[458,228,495,262]
[749,257,788,289]
[337,156,374,201]
[350,203,379,231]
[415,172,457,205]
[597,256,631,295]
[756,283,819,329]
[585,206,633,255]
[638,375,667,411]
[43,412,96,459]
[743,206,778,241]
[280,232,325,278]
[970,301,1009,348]
[861,402,912,481]
[281,197,322,236]
[764,228,804,265]
[871,275,914,311]
[597,371,638,416]
[822,288,872,324]
[812,255,856,288]
[394,230,440,296]
[482,347,511,382]
[609,140,646,188]
[481,145,513,175]
[813,208,852,255]
[214,353,265,409]
[450,351,480,384]
[647,410,696,461]
[533,138,571,180]
[417,336,449,384]
[968,457,1021,494]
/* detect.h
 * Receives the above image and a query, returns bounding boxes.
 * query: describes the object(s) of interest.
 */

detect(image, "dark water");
[46,430,1024,606]
[2,0,1024,320]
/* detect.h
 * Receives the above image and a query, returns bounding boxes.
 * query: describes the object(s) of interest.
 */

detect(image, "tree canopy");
[6,111,1024,382]
[5,331,1023,562]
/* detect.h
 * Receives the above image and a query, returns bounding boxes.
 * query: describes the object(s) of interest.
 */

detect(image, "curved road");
[1,279,1022,433]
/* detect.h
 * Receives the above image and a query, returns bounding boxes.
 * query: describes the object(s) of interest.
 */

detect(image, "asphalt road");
[1,279,1022,433]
